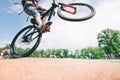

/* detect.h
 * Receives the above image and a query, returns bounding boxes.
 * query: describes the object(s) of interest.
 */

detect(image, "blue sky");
[0,0,120,51]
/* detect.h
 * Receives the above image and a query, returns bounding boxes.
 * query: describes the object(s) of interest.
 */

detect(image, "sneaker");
[42,21,52,33]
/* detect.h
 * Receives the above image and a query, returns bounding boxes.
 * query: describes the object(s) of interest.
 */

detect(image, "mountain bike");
[10,0,95,57]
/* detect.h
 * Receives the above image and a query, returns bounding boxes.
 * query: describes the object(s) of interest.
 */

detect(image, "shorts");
[24,4,41,18]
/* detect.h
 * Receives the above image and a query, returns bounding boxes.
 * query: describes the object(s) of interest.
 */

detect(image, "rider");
[21,0,52,32]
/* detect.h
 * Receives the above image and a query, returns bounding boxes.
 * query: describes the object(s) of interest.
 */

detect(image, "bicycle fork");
[59,3,76,14]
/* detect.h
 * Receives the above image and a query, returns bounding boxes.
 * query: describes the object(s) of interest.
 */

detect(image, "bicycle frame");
[41,0,76,21]
[41,3,58,21]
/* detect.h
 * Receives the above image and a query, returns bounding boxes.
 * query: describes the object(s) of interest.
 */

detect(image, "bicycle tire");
[57,3,95,21]
[10,25,41,57]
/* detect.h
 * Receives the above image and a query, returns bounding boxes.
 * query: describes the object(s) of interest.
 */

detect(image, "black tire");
[57,3,95,21]
[10,25,42,57]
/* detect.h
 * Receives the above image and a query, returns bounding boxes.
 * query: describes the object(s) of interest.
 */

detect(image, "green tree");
[74,49,81,58]
[97,28,120,58]
[81,48,89,59]
[81,47,105,59]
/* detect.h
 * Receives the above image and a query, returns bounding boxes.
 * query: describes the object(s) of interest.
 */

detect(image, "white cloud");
[7,0,23,13]
[7,4,23,13]
[0,40,10,48]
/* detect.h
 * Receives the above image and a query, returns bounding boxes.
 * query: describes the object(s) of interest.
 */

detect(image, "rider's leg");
[24,5,52,32]
[35,11,52,30]
[35,15,43,27]
[41,16,52,33]
[24,5,43,28]
[42,16,47,24]
[35,15,52,33]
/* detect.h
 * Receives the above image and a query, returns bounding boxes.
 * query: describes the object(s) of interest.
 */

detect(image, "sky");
[0,0,120,51]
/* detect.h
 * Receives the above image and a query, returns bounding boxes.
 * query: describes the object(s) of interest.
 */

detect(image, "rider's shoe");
[42,21,52,33]
[37,21,52,33]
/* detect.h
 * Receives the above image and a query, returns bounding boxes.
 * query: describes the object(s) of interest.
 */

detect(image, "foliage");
[97,28,120,58]
[81,47,105,59]
[30,49,71,58]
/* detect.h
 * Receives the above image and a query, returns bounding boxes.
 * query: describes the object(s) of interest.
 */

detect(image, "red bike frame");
[59,3,76,14]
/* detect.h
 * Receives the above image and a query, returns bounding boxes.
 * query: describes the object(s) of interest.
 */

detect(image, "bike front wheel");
[10,25,42,57]
[57,3,95,21]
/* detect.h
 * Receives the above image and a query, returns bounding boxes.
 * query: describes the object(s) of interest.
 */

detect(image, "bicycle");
[10,0,96,58]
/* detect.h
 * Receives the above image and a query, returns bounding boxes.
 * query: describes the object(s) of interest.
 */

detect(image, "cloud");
[94,0,120,29]
[6,0,23,13]
[0,40,10,48]
[7,4,23,13]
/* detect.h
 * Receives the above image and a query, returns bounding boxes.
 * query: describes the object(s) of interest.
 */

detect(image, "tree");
[81,47,105,59]
[74,50,81,58]
[97,28,120,58]
[81,48,89,59]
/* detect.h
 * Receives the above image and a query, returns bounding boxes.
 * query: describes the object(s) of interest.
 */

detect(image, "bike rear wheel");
[10,25,41,57]
[57,3,95,21]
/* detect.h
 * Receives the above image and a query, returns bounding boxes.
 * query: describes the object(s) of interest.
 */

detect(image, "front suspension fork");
[59,3,76,14]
